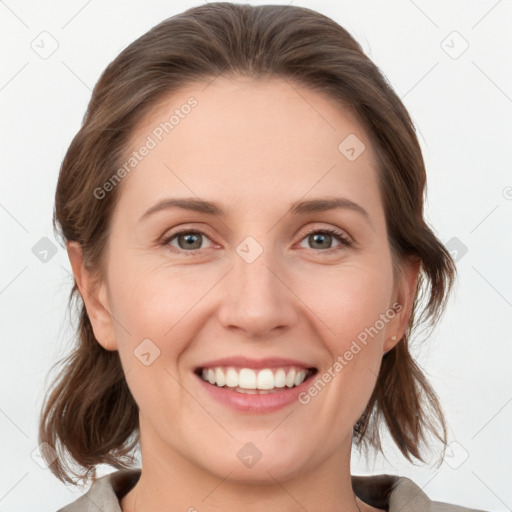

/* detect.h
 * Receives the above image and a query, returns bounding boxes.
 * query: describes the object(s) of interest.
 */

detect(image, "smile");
[196,366,317,393]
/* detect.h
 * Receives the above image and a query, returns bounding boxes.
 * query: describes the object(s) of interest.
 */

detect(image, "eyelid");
[297,225,353,250]
[161,223,354,254]
[161,227,217,255]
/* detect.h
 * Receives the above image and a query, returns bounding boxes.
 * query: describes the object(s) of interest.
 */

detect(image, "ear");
[66,241,118,351]
[383,256,421,353]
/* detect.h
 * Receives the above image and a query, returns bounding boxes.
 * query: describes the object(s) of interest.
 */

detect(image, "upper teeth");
[201,366,309,390]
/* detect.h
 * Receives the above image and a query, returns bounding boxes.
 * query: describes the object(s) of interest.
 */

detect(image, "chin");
[194,442,312,485]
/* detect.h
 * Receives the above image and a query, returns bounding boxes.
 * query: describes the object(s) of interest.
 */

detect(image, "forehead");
[116,75,382,220]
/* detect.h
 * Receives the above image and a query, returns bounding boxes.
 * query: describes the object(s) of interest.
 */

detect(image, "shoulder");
[57,469,141,512]
[352,473,490,512]
[389,475,490,512]
[57,469,489,512]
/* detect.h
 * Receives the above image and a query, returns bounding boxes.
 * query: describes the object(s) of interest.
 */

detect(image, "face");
[70,76,418,484]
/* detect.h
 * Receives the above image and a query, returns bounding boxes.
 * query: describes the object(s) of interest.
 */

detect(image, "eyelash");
[161,226,353,256]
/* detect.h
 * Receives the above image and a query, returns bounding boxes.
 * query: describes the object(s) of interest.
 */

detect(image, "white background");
[1,1,511,511]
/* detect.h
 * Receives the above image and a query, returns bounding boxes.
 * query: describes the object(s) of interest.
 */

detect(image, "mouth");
[194,365,318,394]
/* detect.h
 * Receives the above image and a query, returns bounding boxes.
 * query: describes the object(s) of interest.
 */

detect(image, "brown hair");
[39,2,456,485]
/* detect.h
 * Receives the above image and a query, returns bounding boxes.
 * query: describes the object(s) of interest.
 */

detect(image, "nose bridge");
[217,237,297,335]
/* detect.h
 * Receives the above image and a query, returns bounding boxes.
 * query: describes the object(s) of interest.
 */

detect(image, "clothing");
[57,468,487,512]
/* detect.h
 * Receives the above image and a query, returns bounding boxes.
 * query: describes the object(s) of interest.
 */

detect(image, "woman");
[39,3,486,511]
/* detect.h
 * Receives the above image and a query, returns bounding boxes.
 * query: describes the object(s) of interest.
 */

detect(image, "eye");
[162,230,215,255]
[161,226,353,256]
[298,226,353,252]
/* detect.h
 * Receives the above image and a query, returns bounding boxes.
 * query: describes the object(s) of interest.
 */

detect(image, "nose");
[216,244,299,338]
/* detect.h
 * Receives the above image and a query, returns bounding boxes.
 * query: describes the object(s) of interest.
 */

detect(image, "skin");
[68,75,420,512]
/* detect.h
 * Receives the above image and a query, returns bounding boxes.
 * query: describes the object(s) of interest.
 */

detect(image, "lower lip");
[195,371,316,413]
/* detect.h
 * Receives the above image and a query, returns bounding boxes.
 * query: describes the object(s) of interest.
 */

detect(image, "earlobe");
[66,241,118,351]
[383,335,398,354]
[383,257,421,353]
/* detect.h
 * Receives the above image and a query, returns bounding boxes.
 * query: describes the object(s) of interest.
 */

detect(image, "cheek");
[108,255,205,337]
[108,266,195,410]
[108,244,393,362]
[300,259,393,401]
[300,260,394,340]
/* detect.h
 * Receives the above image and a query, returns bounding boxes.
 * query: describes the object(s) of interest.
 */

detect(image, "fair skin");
[68,76,419,512]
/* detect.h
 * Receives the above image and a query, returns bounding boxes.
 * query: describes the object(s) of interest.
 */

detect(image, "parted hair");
[39,2,457,485]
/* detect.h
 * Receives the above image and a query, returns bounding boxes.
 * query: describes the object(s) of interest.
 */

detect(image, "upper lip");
[195,357,317,371]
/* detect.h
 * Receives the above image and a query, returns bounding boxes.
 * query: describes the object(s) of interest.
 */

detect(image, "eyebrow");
[139,196,372,226]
